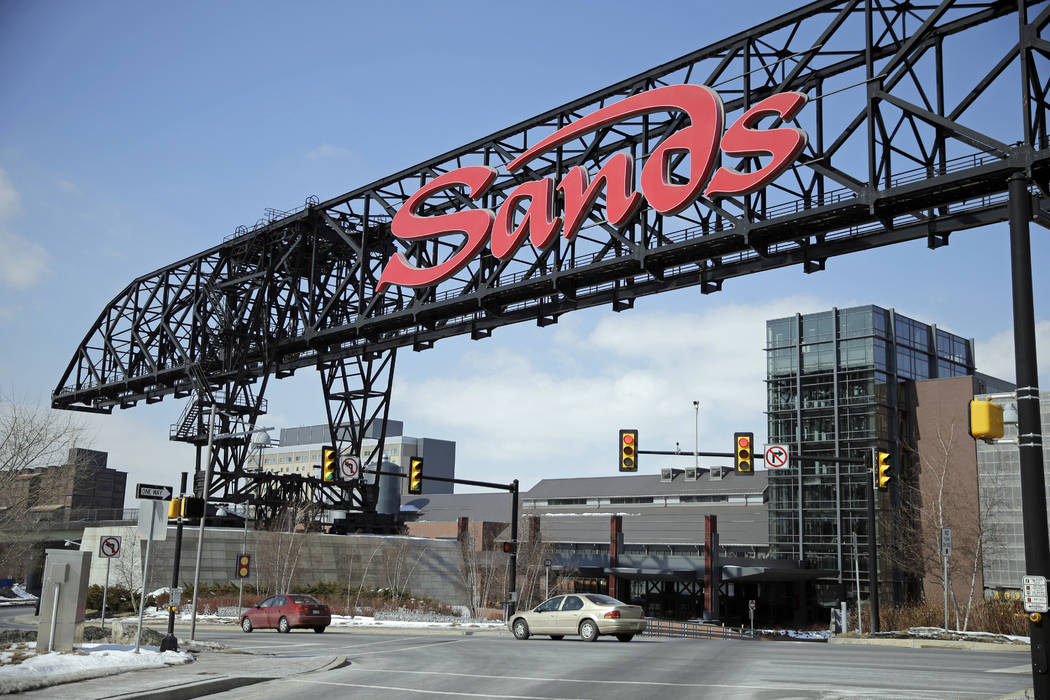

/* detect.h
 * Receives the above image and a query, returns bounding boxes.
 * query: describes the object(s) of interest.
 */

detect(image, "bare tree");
[0,394,88,577]
[255,502,319,595]
[893,421,986,630]
[382,539,431,608]
[458,536,503,618]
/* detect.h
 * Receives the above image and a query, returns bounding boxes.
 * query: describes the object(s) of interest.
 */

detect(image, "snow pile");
[889,626,1029,645]
[0,584,37,606]
[375,609,494,625]
[0,643,193,695]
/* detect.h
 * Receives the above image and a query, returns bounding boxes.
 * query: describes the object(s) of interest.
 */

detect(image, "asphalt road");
[189,626,1031,699]
[0,604,36,630]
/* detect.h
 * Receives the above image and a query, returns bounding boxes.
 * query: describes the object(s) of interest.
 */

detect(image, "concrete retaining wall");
[80,526,469,606]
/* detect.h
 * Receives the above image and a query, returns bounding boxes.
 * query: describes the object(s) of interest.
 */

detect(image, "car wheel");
[615,633,634,642]
[579,619,599,642]
[512,618,530,640]
[549,635,564,640]
[241,617,253,633]
[313,626,326,633]
[278,616,291,633]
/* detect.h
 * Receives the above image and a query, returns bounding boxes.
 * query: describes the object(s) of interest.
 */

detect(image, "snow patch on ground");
[0,642,192,695]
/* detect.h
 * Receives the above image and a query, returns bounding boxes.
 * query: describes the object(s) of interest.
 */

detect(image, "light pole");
[693,400,700,470]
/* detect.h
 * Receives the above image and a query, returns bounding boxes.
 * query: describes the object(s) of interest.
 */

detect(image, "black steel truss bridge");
[52,0,1050,525]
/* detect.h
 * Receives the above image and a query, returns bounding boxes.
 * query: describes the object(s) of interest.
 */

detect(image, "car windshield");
[289,595,320,605]
[584,594,624,606]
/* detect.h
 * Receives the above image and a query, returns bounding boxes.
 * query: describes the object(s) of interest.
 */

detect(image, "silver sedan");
[509,593,646,642]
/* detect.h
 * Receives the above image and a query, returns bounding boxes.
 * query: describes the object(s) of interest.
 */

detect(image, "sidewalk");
[13,645,347,700]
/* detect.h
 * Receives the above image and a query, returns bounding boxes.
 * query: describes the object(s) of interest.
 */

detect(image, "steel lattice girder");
[53,0,1050,413]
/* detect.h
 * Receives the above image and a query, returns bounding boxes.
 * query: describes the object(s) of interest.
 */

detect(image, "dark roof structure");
[525,470,767,500]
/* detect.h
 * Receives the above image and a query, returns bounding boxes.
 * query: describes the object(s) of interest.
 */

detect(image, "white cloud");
[0,168,19,219]
[307,144,358,161]
[80,409,198,504]
[0,229,49,289]
[396,295,831,484]
[974,320,1050,385]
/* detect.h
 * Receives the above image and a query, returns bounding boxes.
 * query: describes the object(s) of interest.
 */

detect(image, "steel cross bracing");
[52,0,1050,509]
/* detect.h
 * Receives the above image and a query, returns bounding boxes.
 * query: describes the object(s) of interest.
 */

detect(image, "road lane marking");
[282,679,586,699]
[314,667,977,697]
[345,639,468,656]
[988,664,1031,674]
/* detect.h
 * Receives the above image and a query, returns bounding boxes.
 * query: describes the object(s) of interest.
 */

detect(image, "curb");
[828,636,1030,652]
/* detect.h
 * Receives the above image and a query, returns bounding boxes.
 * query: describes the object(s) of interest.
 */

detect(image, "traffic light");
[322,446,338,482]
[876,451,891,489]
[502,541,517,554]
[168,498,182,519]
[236,554,251,579]
[408,457,424,494]
[734,432,753,472]
[619,429,638,472]
[181,497,205,519]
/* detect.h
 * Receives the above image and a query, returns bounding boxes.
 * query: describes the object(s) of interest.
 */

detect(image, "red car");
[240,594,331,633]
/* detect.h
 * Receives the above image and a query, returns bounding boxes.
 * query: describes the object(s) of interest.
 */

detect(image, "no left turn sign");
[764,444,790,469]
[99,535,122,559]
[340,456,361,480]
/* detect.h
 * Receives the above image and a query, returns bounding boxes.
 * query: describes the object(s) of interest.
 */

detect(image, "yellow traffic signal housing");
[408,457,424,494]
[619,430,638,472]
[876,451,891,489]
[168,498,182,519]
[181,497,205,519]
[969,399,1004,441]
[734,432,754,472]
[322,446,338,481]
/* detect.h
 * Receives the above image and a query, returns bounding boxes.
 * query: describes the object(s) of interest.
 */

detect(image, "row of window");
[767,308,971,369]
[531,494,736,507]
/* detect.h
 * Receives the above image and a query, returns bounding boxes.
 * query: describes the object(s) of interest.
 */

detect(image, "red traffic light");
[623,433,634,445]
[737,436,750,448]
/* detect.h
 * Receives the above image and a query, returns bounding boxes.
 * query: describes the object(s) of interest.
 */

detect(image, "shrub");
[85,584,154,614]
[852,598,1028,636]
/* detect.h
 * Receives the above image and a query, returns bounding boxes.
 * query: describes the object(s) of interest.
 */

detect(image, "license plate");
[312,608,320,614]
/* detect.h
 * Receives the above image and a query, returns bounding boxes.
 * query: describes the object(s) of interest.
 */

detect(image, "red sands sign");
[377,84,808,292]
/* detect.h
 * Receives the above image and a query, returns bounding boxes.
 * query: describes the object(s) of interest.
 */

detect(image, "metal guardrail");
[641,617,756,641]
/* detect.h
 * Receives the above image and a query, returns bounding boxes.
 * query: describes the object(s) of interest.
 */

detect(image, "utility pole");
[1008,170,1049,698]
[866,450,880,633]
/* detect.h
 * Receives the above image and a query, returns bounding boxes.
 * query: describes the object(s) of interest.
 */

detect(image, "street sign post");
[763,444,790,469]
[136,483,173,501]
[748,599,756,636]
[942,527,952,631]
[1025,576,1049,614]
[137,501,168,541]
[98,535,121,632]
[98,536,121,559]
[340,456,361,480]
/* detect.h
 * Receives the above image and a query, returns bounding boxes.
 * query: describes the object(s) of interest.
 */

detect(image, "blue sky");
[1,1,1046,503]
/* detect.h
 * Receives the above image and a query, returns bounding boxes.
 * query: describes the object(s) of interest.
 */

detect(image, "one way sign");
[136,483,173,500]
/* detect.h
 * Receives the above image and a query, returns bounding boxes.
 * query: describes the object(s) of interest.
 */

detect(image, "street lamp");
[693,400,700,470]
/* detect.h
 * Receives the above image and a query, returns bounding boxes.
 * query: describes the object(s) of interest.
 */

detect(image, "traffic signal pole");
[1009,171,1049,698]
[160,472,188,653]
[364,468,521,616]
